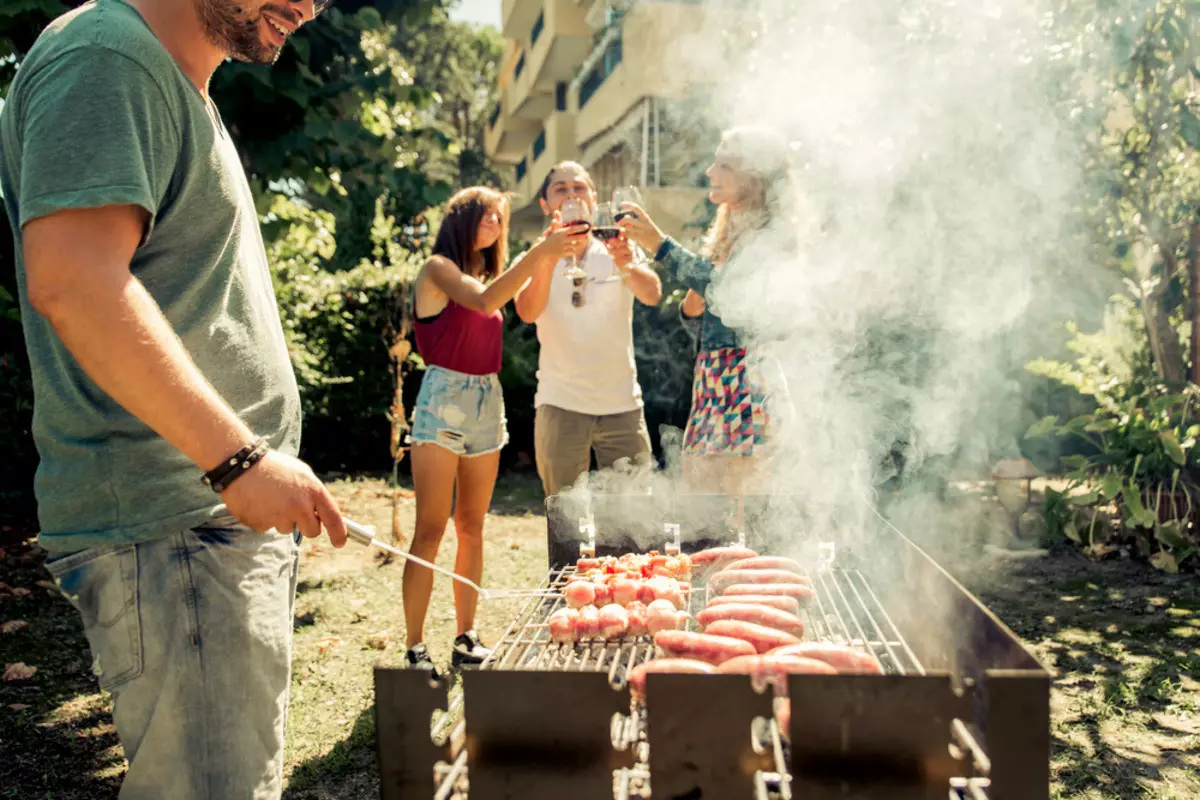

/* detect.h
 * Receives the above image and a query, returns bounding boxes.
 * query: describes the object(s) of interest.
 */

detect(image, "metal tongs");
[343,518,561,601]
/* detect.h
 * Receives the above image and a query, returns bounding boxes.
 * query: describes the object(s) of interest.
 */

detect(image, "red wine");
[592,226,622,241]
[614,211,638,222]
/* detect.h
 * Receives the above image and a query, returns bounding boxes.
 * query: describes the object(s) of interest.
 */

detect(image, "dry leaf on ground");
[9,587,30,598]
[1,620,29,634]
[365,631,391,650]
[8,704,30,711]
[3,663,37,681]
[316,636,342,654]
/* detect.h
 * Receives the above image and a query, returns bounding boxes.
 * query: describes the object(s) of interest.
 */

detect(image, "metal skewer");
[343,519,561,600]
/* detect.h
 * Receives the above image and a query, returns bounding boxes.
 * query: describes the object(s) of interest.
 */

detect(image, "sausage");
[710,569,810,594]
[725,556,805,575]
[689,546,759,567]
[565,581,596,609]
[768,643,883,674]
[625,601,649,637]
[722,583,817,603]
[707,594,801,615]
[717,654,837,694]
[702,620,802,654]
[577,605,600,639]
[646,599,682,635]
[696,603,805,638]
[653,630,757,665]
[598,604,630,639]
[548,607,579,644]
[627,658,717,700]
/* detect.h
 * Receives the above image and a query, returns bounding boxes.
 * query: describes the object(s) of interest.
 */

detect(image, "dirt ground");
[1,474,1197,799]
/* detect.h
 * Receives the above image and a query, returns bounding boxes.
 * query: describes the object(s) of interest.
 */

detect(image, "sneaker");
[405,643,441,680]
[451,630,492,669]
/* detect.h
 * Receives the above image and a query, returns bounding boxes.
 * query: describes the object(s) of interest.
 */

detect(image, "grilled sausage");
[627,658,718,700]
[707,594,801,615]
[775,697,791,734]
[710,569,810,594]
[646,599,682,635]
[702,619,803,654]
[548,607,579,644]
[653,630,757,665]
[690,546,759,567]
[717,654,838,694]
[565,581,596,609]
[598,604,630,639]
[696,603,805,638]
[725,556,805,575]
[625,601,649,637]
[577,605,600,639]
[722,583,817,603]
[768,643,883,674]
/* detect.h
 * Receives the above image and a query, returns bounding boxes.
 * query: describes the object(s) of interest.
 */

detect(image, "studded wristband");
[202,437,269,493]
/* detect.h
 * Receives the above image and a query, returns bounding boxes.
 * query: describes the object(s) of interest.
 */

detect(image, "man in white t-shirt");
[514,162,663,497]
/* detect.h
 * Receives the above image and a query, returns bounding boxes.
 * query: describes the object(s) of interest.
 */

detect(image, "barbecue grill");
[374,493,1051,800]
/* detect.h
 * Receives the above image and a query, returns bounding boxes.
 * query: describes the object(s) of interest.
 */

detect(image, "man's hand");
[221,451,348,547]
[604,234,635,273]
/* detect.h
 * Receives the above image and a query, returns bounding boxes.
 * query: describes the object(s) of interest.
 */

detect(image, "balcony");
[574,0,742,149]
[510,0,592,119]
[484,96,542,163]
[502,0,542,40]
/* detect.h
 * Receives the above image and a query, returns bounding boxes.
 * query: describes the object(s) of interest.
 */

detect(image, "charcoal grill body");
[375,493,1051,800]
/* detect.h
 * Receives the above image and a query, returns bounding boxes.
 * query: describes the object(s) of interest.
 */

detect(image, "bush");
[0,209,37,524]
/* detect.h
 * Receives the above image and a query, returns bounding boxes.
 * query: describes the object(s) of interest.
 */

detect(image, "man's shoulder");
[20,1,176,86]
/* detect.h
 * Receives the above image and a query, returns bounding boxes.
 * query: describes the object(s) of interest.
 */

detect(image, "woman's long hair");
[432,187,511,281]
[701,126,794,266]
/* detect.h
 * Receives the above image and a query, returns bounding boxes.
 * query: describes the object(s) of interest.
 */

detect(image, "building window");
[515,52,526,80]
[516,158,527,181]
[556,82,568,112]
[533,130,546,160]
[531,9,545,46]
[580,37,622,108]
[488,104,501,130]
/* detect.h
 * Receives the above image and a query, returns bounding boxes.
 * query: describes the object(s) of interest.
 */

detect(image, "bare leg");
[403,443,460,648]
[451,450,501,635]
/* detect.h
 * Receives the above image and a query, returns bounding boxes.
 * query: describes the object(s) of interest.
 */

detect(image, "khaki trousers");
[534,405,652,497]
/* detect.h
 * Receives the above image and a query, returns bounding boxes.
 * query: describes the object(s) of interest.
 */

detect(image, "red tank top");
[414,300,503,376]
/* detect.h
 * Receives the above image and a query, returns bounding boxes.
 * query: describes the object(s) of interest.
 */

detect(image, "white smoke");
[556,0,1117,562]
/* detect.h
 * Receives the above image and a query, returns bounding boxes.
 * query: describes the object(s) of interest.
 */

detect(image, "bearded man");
[0,1,346,797]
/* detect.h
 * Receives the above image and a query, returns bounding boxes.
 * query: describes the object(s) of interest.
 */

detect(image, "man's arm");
[623,260,663,306]
[23,205,347,545]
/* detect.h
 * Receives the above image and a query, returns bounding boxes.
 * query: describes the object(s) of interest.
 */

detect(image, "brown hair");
[537,161,596,202]
[432,187,510,281]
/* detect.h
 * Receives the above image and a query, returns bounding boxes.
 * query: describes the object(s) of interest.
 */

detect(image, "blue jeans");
[44,517,301,800]
[410,364,508,456]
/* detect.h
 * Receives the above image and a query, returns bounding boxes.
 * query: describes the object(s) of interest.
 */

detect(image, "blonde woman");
[619,126,793,518]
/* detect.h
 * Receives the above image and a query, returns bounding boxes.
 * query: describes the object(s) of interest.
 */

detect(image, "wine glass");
[559,198,589,279]
[612,186,646,262]
[591,202,622,277]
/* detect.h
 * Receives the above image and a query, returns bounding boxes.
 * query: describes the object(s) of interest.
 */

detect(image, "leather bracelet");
[202,437,269,494]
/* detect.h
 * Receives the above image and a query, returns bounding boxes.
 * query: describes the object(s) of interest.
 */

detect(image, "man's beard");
[194,0,280,65]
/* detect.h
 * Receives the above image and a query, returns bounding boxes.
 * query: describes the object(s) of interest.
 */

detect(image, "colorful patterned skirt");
[683,347,770,457]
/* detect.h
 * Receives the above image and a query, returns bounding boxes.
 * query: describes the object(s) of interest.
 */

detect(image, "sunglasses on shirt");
[571,275,587,308]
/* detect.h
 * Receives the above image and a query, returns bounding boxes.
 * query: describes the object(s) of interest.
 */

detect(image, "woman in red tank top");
[403,187,589,674]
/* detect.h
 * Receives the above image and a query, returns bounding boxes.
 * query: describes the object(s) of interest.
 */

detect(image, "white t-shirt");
[518,238,643,415]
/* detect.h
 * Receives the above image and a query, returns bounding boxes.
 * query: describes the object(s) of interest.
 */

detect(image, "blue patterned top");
[655,236,744,352]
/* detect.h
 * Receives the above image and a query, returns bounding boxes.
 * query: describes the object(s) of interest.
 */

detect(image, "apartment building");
[486,0,740,245]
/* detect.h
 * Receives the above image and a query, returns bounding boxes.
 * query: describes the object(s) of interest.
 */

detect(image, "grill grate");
[426,556,995,799]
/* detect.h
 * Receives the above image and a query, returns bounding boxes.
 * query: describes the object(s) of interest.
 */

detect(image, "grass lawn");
[1,474,1197,799]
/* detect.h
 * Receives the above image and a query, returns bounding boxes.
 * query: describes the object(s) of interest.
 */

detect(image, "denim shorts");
[410,364,508,457]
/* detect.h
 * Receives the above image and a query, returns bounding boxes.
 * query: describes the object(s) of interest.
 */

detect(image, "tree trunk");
[1190,216,1200,386]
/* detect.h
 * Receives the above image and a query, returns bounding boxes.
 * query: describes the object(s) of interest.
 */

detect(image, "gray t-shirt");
[0,0,301,552]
